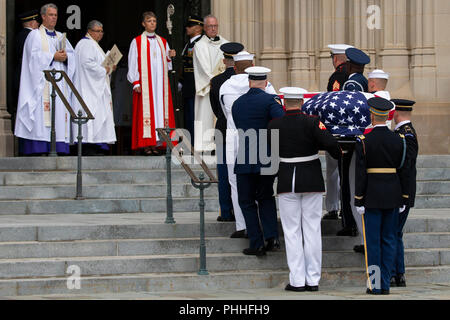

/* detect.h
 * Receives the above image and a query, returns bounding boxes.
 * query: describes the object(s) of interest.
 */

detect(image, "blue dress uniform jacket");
[232,88,285,175]
[269,110,341,194]
[354,127,410,209]
[343,73,368,92]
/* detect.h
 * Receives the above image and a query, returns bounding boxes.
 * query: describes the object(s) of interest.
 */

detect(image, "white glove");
[356,207,365,216]
[178,82,183,92]
[400,206,407,214]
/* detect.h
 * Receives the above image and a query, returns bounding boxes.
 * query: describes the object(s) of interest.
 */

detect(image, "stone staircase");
[0,156,448,297]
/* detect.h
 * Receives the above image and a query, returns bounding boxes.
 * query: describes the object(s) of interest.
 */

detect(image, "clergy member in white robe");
[127,11,176,154]
[73,21,117,152]
[15,4,75,155]
[220,52,277,235]
[193,15,229,152]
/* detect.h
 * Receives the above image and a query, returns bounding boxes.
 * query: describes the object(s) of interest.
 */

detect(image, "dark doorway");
[7,0,210,155]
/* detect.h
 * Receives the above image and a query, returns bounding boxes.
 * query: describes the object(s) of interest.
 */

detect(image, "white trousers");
[325,153,340,212]
[279,192,323,287]
[349,153,364,245]
[227,162,247,232]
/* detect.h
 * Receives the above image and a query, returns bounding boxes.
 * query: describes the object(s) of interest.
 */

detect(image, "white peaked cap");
[328,44,355,55]
[245,66,271,80]
[368,69,390,80]
[279,87,308,99]
[233,51,255,62]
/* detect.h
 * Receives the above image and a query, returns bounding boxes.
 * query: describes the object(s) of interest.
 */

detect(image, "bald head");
[369,78,388,93]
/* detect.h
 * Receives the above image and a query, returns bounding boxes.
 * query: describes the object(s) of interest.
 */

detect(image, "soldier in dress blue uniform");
[323,44,353,221]
[343,48,370,92]
[354,97,410,295]
[391,99,419,288]
[232,67,285,256]
[210,42,244,222]
[269,87,341,292]
[180,16,204,145]
[12,10,40,132]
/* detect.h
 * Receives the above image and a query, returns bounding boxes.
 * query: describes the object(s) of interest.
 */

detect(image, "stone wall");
[212,0,450,154]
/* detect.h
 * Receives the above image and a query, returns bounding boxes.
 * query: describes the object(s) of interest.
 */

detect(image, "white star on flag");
[328,113,336,121]
[360,115,367,123]
[339,108,346,116]
[353,106,360,114]
[347,116,354,123]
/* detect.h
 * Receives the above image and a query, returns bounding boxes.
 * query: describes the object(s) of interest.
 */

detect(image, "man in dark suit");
[391,99,419,288]
[12,10,40,131]
[180,16,204,145]
[354,97,410,295]
[232,67,285,257]
[210,42,244,222]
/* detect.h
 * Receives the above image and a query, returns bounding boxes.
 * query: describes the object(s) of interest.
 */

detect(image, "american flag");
[303,91,375,137]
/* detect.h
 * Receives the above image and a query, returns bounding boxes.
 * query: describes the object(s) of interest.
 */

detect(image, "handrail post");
[192,173,211,276]
[49,69,58,157]
[164,127,176,224]
[75,111,88,200]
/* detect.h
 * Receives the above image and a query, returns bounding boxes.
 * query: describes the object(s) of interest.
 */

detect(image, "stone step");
[1,266,448,297]
[0,233,448,260]
[2,167,447,187]
[1,180,448,201]
[0,155,448,172]
[0,194,449,215]
[0,248,448,280]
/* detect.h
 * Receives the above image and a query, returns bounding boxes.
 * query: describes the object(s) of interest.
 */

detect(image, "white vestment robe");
[127,32,173,148]
[73,35,116,144]
[193,35,229,152]
[15,27,75,144]
[219,74,277,232]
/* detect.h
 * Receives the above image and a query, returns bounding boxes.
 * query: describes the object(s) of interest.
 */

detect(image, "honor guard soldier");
[210,42,244,222]
[13,9,40,132]
[391,99,419,288]
[269,87,341,292]
[343,48,371,92]
[180,16,204,144]
[232,67,285,256]
[323,44,353,221]
[354,97,410,295]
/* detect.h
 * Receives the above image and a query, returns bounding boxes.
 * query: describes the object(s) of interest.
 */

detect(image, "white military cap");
[245,66,271,80]
[233,51,255,62]
[279,87,308,99]
[328,44,354,55]
[368,69,390,80]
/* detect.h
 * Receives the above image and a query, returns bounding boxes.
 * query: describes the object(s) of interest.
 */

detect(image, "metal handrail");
[157,128,219,276]
[43,69,95,200]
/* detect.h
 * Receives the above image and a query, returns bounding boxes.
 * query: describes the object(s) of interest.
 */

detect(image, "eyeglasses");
[91,30,104,33]
[205,25,218,29]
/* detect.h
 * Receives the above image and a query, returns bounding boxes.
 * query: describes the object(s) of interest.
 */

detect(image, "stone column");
[318,0,335,91]
[410,0,437,100]
[0,0,13,157]
[379,0,411,96]
[259,0,289,88]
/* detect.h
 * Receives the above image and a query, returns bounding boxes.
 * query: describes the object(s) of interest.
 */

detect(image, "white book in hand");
[102,44,123,69]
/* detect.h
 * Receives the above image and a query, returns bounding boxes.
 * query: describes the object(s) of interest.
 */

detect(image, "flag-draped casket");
[302,91,376,137]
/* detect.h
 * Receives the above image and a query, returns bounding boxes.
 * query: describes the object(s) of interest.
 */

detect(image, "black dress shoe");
[306,285,319,292]
[390,276,398,287]
[353,245,365,254]
[217,216,235,222]
[381,289,390,295]
[323,211,339,220]
[366,289,381,295]
[265,238,281,252]
[243,247,266,257]
[397,274,407,287]
[337,227,358,237]
[230,230,247,239]
[285,284,306,292]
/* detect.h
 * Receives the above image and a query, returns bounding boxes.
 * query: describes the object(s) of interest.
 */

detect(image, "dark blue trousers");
[393,207,411,276]
[183,98,195,146]
[364,209,398,292]
[236,173,279,249]
[217,142,233,219]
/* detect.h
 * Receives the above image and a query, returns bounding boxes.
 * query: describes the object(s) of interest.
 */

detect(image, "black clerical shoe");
[306,285,319,292]
[366,289,381,295]
[337,227,358,237]
[323,211,339,220]
[243,247,266,257]
[285,284,306,292]
[230,230,247,239]
[265,238,281,252]
[397,274,407,288]
[354,245,365,254]
[217,216,236,222]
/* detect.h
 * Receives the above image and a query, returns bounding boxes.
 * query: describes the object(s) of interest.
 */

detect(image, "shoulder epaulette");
[358,135,366,140]
[399,134,406,139]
